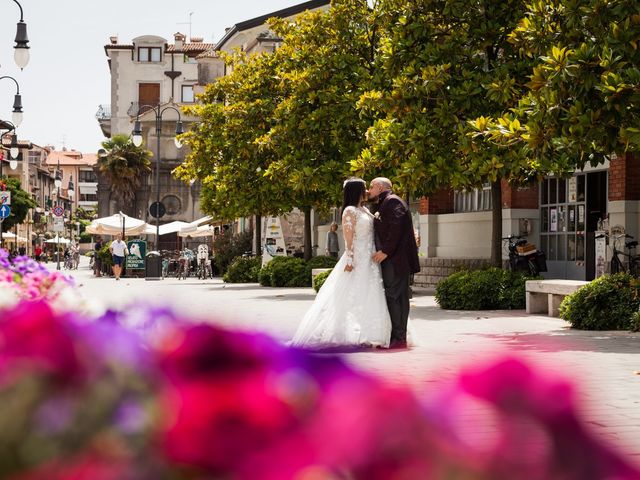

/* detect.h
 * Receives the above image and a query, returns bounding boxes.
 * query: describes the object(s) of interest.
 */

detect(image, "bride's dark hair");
[341,178,366,212]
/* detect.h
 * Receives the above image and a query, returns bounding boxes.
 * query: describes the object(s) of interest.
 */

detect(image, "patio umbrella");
[178,225,215,238]
[158,221,191,236]
[86,212,150,236]
[45,235,71,244]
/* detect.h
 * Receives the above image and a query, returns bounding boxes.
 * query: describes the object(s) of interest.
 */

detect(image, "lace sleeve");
[342,206,357,267]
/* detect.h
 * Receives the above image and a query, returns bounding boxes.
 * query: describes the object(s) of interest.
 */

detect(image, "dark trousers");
[381,260,410,344]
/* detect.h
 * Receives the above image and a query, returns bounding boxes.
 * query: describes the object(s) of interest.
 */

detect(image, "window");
[78,170,97,183]
[454,183,492,213]
[28,151,40,164]
[79,193,98,202]
[138,47,161,62]
[181,85,195,103]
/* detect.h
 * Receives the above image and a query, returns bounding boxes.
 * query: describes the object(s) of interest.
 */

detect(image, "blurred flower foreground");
[0,254,638,479]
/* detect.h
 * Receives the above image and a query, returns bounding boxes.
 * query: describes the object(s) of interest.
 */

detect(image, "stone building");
[97,33,212,249]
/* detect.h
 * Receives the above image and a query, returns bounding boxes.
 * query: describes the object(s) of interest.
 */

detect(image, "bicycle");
[502,235,547,276]
[196,257,212,279]
[595,232,640,276]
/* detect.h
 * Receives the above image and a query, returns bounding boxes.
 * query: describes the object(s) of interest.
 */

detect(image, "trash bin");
[145,251,162,280]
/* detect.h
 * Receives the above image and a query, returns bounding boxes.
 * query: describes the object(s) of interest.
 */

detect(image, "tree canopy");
[477,0,640,170]
[0,177,36,232]
[97,134,152,215]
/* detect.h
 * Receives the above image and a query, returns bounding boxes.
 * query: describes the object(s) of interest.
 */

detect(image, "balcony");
[127,101,160,117]
[95,104,111,138]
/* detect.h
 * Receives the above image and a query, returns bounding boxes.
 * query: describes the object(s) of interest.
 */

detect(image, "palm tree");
[98,134,152,216]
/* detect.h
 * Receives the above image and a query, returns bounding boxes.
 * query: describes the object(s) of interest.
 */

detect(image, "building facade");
[97,33,211,249]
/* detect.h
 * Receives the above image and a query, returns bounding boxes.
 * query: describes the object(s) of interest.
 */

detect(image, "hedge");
[223,257,262,283]
[559,273,640,330]
[435,268,536,310]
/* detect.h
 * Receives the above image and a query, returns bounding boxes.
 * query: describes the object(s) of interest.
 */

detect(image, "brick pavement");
[65,259,640,459]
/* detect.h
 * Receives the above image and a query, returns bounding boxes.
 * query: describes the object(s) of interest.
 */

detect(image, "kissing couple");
[292,177,420,350]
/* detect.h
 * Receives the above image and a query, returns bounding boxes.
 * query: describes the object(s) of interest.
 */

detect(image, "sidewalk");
[66,260,640,457]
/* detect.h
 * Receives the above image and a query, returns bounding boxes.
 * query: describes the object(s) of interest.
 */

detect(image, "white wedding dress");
[291,205,391,348]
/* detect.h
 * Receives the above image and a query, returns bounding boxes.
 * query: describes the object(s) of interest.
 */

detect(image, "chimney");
[174,32,186,50]
[190,36,203,43]
[109,35,118,45]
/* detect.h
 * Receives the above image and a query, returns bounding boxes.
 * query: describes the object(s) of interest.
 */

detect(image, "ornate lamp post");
[9,0,30,70]
[0,76,24,127]
[131,105,183,249]
[54,161,62,270]
[0,120,20,248]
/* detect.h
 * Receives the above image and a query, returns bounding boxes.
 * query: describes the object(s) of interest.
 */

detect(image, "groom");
[369,178,420,349]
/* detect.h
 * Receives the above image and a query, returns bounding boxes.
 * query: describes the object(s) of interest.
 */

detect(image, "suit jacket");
[373,190,420,276]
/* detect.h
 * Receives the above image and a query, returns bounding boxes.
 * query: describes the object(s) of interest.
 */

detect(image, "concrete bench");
[525,280,589,317]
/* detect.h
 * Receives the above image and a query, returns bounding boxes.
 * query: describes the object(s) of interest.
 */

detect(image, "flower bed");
[1,250,638,478]
[0,250,78,312]
[0,299,637,479]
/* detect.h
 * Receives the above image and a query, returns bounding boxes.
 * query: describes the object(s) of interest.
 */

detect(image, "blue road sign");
[0,205,10,219]
[53,206,64,217]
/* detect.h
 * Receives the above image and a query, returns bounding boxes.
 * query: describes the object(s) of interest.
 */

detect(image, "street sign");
[0,205,10,219]
[53,206,64,217]
[53,217,64,232]
[0,191,11,206]
[149,201,166,219]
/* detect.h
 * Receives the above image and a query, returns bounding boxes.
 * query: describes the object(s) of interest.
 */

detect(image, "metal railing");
[127,102,159,117]
[95,104,111,120]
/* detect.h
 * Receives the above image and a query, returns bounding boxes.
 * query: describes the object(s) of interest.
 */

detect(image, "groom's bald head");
[371,177,392,190]
[368,177,392,201]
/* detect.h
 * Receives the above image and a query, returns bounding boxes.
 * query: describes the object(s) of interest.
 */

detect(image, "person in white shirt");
[109,233,128,281]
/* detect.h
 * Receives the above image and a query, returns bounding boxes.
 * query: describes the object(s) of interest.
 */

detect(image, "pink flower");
[0,302,84,382]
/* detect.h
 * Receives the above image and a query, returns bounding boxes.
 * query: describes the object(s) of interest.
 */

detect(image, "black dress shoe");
[388,341,408,349]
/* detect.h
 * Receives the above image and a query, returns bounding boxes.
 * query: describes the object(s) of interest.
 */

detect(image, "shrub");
[305,255,338,284]
[258,256,288,286]
[212,230,252,274]
[79,231,92,243]
[271,257,309,287]
[223,256,262,283]
[98,243,113,269]
[559,273,640,330]
[258,256,310,287]
[313,269,332,292]
[435,268,535,310]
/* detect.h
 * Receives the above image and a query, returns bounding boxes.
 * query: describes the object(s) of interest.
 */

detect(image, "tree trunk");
[491,180,503,267]
[303,206,312,261]
[254,214,262,255]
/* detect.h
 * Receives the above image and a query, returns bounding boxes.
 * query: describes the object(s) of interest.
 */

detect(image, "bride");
[291,178,391,348]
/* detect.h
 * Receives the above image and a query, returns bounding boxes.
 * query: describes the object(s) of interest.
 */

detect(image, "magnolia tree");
[177,51,293,252]
[354,0,543,266]
[476,1,640,177]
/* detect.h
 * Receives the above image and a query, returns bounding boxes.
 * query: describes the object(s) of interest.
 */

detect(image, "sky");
[0,0,309,153]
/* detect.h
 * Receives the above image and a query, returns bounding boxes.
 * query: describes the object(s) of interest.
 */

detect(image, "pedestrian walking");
[325,222,339,258]
[109,234,128,281]
[34,245,42,262]
[94,236,103,277]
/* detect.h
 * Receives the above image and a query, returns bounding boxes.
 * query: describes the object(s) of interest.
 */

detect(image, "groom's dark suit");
[373,190,420,346]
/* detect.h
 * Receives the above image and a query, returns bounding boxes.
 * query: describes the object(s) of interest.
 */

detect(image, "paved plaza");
[62,259,640,459]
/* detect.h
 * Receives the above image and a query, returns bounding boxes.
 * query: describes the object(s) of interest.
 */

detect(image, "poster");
[550,208,558,232]
[262,216,287,267]
[568,177,577,202]
[578,205,585,225]
[126,240,146,270]
[595,231,606,278]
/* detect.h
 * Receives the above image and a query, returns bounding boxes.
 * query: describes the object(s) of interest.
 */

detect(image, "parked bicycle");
[502,235,547,276]
[595,232,639,276]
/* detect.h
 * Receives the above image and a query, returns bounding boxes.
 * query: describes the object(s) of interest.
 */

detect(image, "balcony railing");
[127,102,159,117]
[95,104,111,120]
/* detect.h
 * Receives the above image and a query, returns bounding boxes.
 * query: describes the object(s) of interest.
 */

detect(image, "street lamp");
[10,0,30,69]
[54,158,62,270]
[0,120,20,249]
[0,76,24,127]
[131,105,183,249]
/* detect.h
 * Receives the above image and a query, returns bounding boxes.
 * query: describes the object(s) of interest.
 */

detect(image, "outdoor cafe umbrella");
[85,212,150,236]
[178,225,215,238]
[44,235,71,244]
